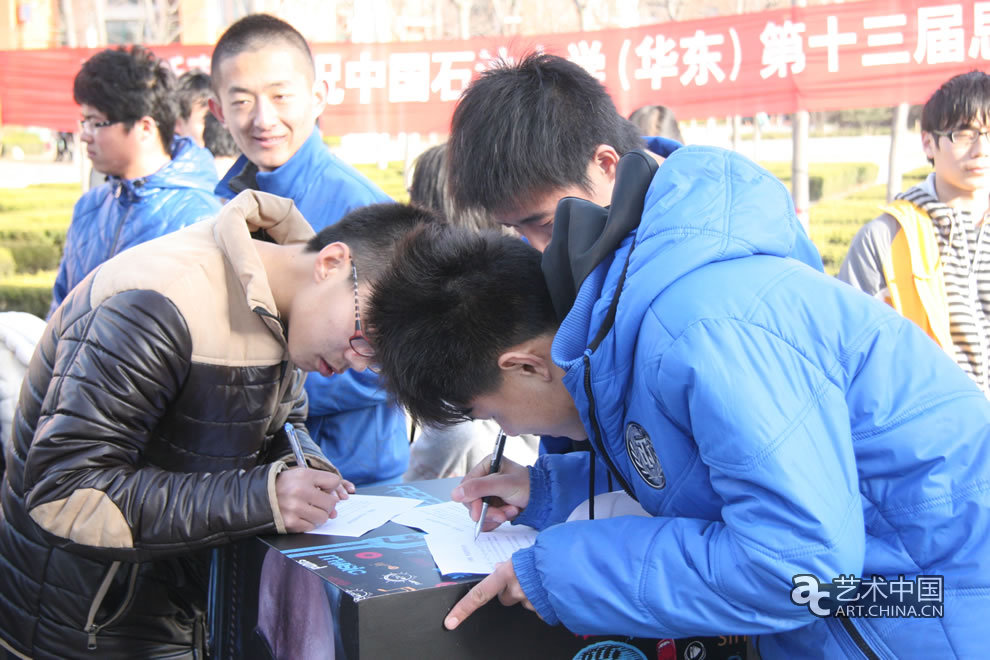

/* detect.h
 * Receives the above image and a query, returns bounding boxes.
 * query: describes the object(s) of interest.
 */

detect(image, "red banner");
[1,0,987,134]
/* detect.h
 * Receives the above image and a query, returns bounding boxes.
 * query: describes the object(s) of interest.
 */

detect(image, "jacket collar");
[216,128,323,199]
[212,189,315,335]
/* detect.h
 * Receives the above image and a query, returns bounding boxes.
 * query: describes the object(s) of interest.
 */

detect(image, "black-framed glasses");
[348,261,375,359]
[78,118,122,134]
[936,128,990,148]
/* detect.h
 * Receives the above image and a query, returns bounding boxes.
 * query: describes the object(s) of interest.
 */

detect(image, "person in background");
[203,111,241,177]
[368,145,990,658]
[174,69,212,147]
[209,13,408,488]
[839,70,990,396]
[50,45,220,316]
[402,143,539,481]
[628,104,684,144]
[0,190,435,658]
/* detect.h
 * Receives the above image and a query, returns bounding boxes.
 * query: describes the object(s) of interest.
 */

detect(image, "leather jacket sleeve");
[23,289,282,562]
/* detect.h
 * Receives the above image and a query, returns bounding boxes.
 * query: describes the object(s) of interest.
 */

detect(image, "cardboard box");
[258,479,749,659]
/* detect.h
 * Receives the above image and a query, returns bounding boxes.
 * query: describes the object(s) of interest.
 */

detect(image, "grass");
[0,162,931,314]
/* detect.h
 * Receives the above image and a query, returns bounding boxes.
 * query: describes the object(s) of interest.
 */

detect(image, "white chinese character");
[168,55,187,75]
[632,35,679,90]
[186,54,211,74]
[917,575,944,602]
[808,16,857,73]
[860,575,889,603]
[567,40,607,82]
[475,46,518,73]
[759,19,806,78]
[833,574,861,602]
[887,575,914,602]
[969,3,990,60]
[388,52,430,103]
[345,51,386,105]
[315,54,347,105]
[914,5,964,64]
[679,30,725,86]
[431,51,475,102]
[862,14,910,66]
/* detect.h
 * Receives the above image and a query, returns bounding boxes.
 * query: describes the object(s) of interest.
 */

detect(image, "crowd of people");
[0,11,988,660]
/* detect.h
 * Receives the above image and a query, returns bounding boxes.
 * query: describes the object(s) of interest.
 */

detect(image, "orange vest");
[879,199,953,351]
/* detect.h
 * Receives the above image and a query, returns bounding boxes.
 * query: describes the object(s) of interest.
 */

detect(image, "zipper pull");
[86,624,98,650]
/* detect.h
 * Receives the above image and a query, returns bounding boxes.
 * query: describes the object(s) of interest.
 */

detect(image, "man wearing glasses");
[50,45,221,316]
[840,70,990,396]
[0,191,435,658]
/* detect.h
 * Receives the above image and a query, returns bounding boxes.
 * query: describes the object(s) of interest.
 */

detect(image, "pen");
[474,429,507,539]
[283,422,308,468]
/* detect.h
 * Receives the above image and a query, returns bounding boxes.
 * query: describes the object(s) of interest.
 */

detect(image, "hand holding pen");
[474,429,508,539]
[275,423,355,532]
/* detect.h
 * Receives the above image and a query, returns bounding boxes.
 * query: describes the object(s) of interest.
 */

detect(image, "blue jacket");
[50,136,220,315]
[217,129,408,485]
[513,146,990,658]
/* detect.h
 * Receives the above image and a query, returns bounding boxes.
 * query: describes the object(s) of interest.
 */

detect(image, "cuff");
[268,461,288,534]
[513,465,552,530]
[512,546,559,627]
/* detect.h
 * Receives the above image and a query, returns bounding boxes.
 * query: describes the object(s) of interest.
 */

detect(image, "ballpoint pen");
[474,428,507,539]
[283,422,308,469]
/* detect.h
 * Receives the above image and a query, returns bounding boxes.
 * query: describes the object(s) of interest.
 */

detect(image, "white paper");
[304,494,423,537]
[391,501,478,536]
[424,522,538,575]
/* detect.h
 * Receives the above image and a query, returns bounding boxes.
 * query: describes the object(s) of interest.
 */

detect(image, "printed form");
[304,494,423,537]
[393,501,537,575]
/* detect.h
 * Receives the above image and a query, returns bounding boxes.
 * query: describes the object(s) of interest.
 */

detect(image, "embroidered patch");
[625,422,665,489]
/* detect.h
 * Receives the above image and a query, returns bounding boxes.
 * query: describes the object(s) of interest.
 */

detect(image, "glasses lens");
[952,129,978,146]
[349,336,375,358]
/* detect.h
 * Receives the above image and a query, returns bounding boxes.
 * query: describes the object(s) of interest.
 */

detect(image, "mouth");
[253,135,287,148]
[317,357,335,377]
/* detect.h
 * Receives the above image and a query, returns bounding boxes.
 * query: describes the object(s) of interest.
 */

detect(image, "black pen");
[474,429,507,539]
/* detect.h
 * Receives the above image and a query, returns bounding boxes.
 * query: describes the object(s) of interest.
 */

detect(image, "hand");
[275,468,348,533]
[444,560,537,630]
[452,456,530,532]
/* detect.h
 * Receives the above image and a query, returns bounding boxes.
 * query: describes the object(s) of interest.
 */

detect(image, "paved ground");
[0,158,85,189]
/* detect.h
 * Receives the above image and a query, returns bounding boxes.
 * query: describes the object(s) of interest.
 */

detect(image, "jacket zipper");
[84,561,140,650]
[837,616,881,660]
[583,354,634,498]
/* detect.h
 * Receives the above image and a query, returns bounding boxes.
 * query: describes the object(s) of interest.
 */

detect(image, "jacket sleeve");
[513,318,865,638]
[23,289,285,562]
[265,367,338,474]
[837,214,897,296]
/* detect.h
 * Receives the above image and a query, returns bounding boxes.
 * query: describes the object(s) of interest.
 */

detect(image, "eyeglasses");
[78,118,122,134]
[349,261,375,359]
[936,128,990,148]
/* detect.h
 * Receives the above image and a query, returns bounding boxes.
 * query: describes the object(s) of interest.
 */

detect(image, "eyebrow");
[226,82,293,95]
[516,211,550,226]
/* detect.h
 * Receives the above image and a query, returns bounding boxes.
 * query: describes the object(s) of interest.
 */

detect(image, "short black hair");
[447,52,643,216]
[73,45,177,151]
[368,225,559,426]
[203,113,239,158]
[628,104,684,144]
[305,203,441,282]
[921,70,990,165]
[176,70,212,121]
[409,144,497,231]
[211,14,315,89]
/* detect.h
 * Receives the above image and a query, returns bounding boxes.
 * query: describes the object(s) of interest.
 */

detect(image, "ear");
[313,241,351,283]
[311,77,329,120]
[591,144,621,183]
[921,131,938,160]
[208,97,226,126]
[496,349,553,382]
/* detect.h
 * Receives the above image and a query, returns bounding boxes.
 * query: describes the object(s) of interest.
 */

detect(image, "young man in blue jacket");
[51,45,221,316]
[209,14,407,486]
[368,151,990,658]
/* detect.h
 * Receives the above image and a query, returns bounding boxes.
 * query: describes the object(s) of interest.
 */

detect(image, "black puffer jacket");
[0,191,334,659]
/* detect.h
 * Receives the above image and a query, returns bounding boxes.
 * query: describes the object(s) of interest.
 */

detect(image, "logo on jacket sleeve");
[625,422,665,489]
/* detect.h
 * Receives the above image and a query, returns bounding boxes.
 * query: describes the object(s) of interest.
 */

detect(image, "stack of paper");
[304,494,423,537]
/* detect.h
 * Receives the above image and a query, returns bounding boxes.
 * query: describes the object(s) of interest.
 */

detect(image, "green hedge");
[760,162,879,202]
[0,271,55,317]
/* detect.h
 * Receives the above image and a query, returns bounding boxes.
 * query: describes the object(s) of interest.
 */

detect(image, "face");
[211,44,326,172]
[466,344,587,440]
[924,119,990,203]
[495,154,617,252]
[286,246,376,377]
[175,101,209,147]
[79,104,143,178]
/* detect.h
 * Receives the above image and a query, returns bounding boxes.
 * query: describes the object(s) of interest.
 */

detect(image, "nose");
[252,95,278,130]
[80,131,94,144]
